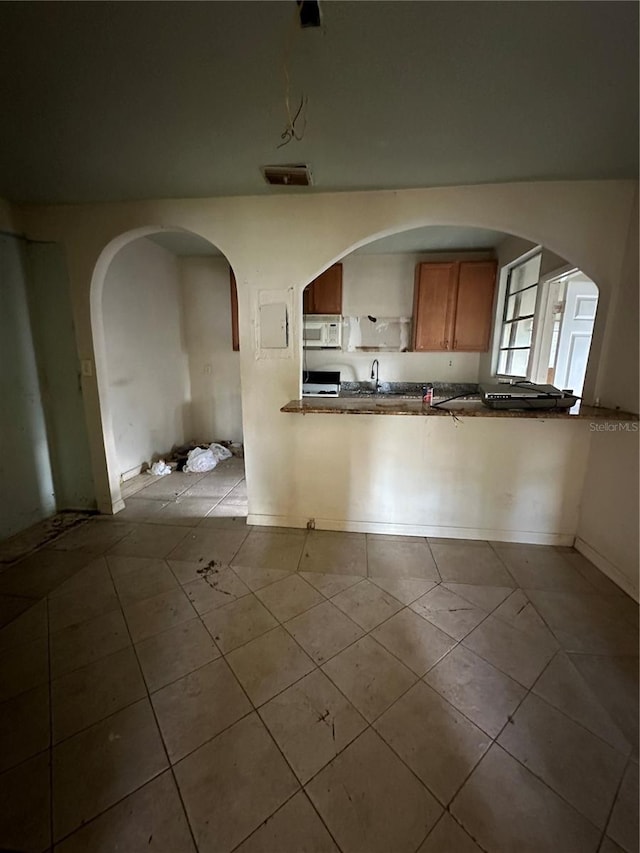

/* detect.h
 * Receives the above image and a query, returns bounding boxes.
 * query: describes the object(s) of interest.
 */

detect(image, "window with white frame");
[497,252,542,377]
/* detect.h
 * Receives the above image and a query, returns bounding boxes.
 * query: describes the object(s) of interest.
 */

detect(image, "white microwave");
[303,315,342,349]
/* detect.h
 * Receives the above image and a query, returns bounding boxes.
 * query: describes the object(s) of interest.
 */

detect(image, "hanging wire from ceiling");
[277,5,311,148]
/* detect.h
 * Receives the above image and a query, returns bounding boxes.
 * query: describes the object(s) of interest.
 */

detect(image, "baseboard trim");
[246,514,575,546]
[574,537,639,602]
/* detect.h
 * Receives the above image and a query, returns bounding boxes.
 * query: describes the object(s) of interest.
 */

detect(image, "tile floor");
[0,459,638,853]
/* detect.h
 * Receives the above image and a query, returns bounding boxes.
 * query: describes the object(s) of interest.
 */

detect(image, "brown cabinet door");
[303,264,343,314]
[453,261,497,351]
[230,270,240,351]
[412,263,458,351]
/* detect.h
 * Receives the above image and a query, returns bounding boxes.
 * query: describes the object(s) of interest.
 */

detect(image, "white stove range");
[302,370,341,398]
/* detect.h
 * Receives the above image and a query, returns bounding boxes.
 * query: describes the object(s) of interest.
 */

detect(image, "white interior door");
[553,276,598,395]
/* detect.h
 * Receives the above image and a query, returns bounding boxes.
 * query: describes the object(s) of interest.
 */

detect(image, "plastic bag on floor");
[184,446,218,473]
[149,460,172,476]
[209,443,233,463]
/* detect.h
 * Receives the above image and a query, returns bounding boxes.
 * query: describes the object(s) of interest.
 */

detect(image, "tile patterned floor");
[0,460,638,853]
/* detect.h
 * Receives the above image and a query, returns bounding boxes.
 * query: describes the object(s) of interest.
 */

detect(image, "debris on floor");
[148,460,172,476]
[169,440,240,471]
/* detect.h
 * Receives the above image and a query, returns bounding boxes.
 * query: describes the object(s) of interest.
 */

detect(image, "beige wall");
[103,238,191,478]
[306,250,491,383]
[181,256,243,442]
[15,180,639,589]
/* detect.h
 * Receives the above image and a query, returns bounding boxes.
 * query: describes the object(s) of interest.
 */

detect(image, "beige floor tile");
[136,473,200,501]
[234,791,339,853]
[107,553,165,578]
[202,594,278,653]
[533,653,630,753]
[108,523,189,559]
[52,646,146,743]
[286,600,364,664]
[0,683,49,773]
[123,586,196,642]
[180,477,242,500]
[50,519,135,554]
[322,635,416,723]
[0,598,47,653]
[174,712,298,853]
[369,576,437,604]
[198,511,250,529]
[53,698,168,841]
[367,537,440,580]
[568,654,639,756]
[182,569,250,615]
[110,557,178,605]
[202,502,249,522]
[462,614,557,688]
[331,579,403,631]
[526,589,638,655]
[120,473,151,498]
[231,564,293,590]
[431,541,516,587]
[136,617,221,691]
[372,608,456,675]
[424,644,527,737]
[55,770,196,853]
[442,582,512,611]
[117,497,170,522]
[152,658,252,762]
[232,529,306,572]
[492,588,559,642]
[256,574,324,622]
[0,750,51,853]
[498,693,627,828]
[375,681,491,804]
[600,837,627,853]
[48,577,120,632]
[48,555,111,598]
[166,527,249,564]
[607,761,639,853]
[0,635,49,702]
[226,626,315,706]
[0,548,91,598]
[223,483,248,506]
[417,812,482,853]
[410,585,487,641]
[149,497,222,526]
[306,728,441,853]
[562,550,629,597]
[300,531,367,576]
[451,745,600,853]
[492,544,593,593]
[259,669,367,784]
[0,594,35,630]
[300,571,363,598]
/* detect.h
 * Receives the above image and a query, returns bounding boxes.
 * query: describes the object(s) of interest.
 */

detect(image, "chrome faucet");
[370,359,380,393]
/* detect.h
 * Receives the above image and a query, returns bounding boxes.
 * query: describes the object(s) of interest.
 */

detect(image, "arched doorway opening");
[91,227,244,516]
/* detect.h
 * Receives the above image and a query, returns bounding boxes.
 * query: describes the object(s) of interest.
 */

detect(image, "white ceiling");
[1,1,637,204]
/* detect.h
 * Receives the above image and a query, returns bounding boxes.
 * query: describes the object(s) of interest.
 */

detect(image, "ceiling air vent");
[262,164,313,187]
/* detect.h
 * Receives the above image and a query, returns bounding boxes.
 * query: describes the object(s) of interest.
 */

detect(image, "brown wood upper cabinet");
[303,264,343,314]
[412,260,497,352]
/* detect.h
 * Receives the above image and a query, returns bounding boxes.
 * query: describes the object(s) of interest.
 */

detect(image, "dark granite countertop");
[281,396,639,420]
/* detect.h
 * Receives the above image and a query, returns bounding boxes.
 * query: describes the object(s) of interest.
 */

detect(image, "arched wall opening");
[298,224,601,402]
[90,226,243,512]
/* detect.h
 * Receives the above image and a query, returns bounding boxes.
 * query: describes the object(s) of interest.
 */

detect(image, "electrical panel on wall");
[259,302,288,348]
[255,289,294,359]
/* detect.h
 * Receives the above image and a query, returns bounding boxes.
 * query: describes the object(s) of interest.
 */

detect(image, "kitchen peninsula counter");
[281,397,639,420]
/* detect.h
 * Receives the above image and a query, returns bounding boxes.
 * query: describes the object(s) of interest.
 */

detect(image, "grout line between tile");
[103,557,201,853]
